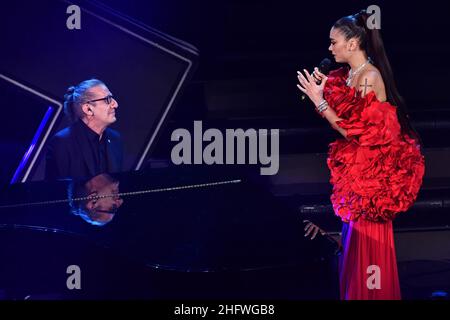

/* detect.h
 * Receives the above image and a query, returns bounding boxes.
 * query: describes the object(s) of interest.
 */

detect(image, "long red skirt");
[339,218,401,300]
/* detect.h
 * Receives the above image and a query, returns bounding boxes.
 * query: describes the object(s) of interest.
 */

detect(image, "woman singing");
[296,10,425,300]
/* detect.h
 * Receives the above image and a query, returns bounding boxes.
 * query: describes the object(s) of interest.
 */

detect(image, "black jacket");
[45,121,123,180]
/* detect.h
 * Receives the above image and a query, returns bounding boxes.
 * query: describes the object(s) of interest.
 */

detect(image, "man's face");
[85,174,123,215]
[328,27,353,63]
[81,174,123,225]
[86,85,118,127]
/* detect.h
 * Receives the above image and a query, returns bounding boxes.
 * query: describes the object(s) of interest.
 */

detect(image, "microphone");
[301,58,332,101]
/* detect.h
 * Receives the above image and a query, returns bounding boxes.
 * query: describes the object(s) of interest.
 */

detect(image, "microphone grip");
[301,78,322,101]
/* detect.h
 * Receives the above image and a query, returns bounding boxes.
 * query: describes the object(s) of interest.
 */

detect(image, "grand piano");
[0,165,340,300]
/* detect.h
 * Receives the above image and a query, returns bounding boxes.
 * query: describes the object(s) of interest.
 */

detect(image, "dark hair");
[333,10,422,145]
[64,79,106,122]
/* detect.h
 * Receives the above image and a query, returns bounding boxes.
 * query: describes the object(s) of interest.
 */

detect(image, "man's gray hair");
[63,79,106,122]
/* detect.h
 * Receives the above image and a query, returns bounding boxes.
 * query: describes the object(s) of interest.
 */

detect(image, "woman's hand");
[296,68,328,106]
[303,220,326,240]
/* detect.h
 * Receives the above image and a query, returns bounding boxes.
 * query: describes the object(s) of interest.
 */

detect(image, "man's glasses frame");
[86,95,114,105]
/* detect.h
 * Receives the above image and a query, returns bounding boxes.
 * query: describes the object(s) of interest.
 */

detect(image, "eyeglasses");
[86,95,114,105]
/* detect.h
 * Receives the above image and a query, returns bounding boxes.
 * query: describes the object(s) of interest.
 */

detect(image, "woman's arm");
[356,69,386,102]
[321,69,385,139]
[320,107,348,138]
[297,68,348,139]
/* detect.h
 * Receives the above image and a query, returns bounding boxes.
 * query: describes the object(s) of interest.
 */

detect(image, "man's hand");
[303,220,326,240]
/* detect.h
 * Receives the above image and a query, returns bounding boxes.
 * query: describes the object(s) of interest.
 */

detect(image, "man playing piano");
[45,79,123,180]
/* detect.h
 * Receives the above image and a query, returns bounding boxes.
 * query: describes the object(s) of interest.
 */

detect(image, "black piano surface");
[0,165,339,300]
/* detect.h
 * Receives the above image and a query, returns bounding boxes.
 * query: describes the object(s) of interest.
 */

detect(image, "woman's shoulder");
[357,65,387,101]
[358,65,383,82]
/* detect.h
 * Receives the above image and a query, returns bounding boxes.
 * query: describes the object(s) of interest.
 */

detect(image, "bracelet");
[317,106,328,114]
[316,101,328,113]
[316,99,328,109]
[317,104,328,112]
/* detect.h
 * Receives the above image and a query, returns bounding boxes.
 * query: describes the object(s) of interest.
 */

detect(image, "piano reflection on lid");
[68,173,123,226]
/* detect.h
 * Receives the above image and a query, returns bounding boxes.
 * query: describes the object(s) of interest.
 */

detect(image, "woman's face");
[328,27,352,63]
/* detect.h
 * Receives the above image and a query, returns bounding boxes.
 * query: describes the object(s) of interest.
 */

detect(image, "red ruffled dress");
[322,67,425,300]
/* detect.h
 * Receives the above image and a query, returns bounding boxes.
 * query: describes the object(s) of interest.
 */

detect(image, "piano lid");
[0,165,337,272]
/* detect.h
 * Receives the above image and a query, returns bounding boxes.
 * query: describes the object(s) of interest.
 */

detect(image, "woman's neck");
[348,51,369,71]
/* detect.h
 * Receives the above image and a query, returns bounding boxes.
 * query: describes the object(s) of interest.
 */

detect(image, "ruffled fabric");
[323,68,425,222]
